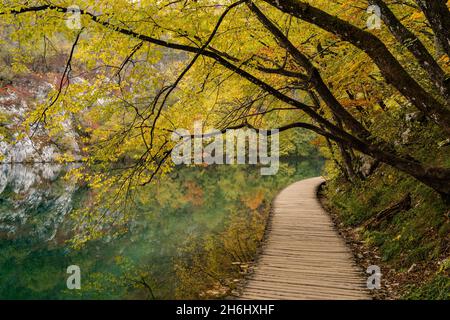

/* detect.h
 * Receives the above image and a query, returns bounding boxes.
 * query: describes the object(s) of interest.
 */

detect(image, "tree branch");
[370,0,449,99]
[263,0,450,136]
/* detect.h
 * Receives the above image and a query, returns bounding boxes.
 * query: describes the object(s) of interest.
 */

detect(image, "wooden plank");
[240,177,370,300]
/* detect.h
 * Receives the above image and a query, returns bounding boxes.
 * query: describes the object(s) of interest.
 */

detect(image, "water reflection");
[0,159,323,299]
[0,164,80,240]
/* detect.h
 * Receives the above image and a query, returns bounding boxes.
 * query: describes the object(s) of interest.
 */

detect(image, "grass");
[324,165,450,299]
[405,275,450,300]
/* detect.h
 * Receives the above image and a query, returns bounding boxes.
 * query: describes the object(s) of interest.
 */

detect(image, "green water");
[0,159,323,299]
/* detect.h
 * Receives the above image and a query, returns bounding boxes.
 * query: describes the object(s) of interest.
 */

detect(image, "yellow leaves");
[65,167,85,182]
[11,61,29,74]
[56,153,76,163]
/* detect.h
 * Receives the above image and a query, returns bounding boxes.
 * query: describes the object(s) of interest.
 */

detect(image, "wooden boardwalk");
[240,177,370,300]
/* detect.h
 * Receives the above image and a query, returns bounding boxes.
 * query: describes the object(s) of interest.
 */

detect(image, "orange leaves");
[310,136,325,147]
[257,46,276,58]
[409,11,424,21]
[339,98,372,110]
[241,190,264,210]
[183,180,204,207]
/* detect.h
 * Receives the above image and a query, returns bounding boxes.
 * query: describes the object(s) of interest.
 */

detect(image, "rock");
[0,74,80,163]
[0,163,81,241]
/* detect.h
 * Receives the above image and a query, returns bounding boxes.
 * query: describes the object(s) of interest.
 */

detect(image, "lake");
[0,159,323,299]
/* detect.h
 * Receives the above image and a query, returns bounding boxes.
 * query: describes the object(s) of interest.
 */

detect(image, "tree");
[0,0,449,198]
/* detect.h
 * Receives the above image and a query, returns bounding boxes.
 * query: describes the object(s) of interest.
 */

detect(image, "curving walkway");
[240,177,370,300]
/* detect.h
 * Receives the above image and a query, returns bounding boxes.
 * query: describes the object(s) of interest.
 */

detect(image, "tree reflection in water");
[0,159,323,299]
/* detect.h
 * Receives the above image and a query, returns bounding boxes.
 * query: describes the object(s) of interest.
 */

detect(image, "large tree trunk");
[338,143,359,182]
[363,144,450,198]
